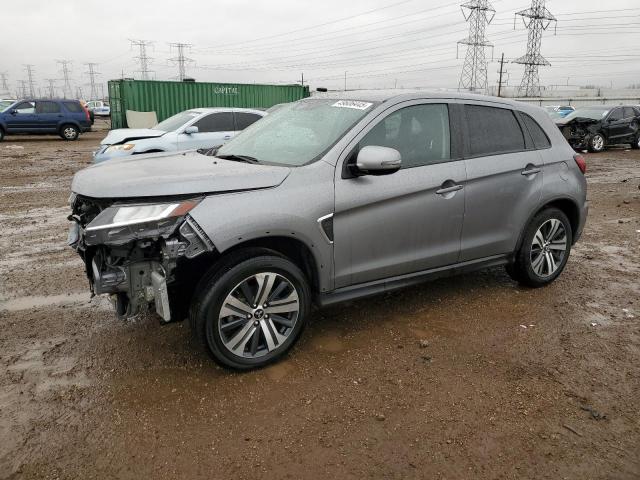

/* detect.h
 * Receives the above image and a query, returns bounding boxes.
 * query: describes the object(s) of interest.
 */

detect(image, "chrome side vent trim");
[317,213,334,244]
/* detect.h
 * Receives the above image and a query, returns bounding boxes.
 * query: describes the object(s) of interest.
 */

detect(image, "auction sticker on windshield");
[331,100,373,110]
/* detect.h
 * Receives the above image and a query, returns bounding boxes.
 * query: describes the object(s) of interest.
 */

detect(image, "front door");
[5,101,37,132]
[604,107,627,142]
[459,103,543,261]
[333,102,466,288]
[178,111,236,150]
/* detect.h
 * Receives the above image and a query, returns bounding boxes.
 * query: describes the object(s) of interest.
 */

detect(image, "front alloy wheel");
[218,273,300,359]
[191,250,310,370]
[588,133,605,153]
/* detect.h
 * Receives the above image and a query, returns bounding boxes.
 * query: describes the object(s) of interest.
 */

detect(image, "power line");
[56,60,73,99]
[513,0,557,97]
[84,62,99,99]
[206,0,420,50]
[130,39,154,80]
[168,43,194,81]
[457,0,495,93]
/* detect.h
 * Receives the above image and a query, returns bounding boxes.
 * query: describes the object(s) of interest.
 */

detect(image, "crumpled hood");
[71,150,291,198]
[555,117,600,127]
[100,128,166,145]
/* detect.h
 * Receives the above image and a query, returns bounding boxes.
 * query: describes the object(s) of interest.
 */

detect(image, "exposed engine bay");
[558,117,600,150]
[67,194,214,322]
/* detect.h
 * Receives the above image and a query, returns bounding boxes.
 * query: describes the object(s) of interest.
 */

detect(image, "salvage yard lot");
[1,131,639,479]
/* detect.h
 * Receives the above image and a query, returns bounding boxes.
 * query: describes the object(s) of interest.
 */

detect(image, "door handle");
[436,184,463,195]
[521,166,541,176]
[223,135,231,140]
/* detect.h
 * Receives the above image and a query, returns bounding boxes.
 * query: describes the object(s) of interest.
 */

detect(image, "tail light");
[573,153,586,174]
[82,105,90,121]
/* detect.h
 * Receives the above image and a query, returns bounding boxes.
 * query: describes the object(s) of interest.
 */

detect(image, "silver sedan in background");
[94,107,266,162]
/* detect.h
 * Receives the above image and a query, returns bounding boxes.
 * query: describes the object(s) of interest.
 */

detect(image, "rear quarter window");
[63,101,83,113]
[235,112,263,130]
[465,105,525,157]
[521,113,551,149]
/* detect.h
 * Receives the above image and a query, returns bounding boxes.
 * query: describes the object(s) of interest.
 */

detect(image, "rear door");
[459,103,543,261]
[35,101,62,132]
[4,101,36,132]
[178,112,235,150]
[333,101,466,287]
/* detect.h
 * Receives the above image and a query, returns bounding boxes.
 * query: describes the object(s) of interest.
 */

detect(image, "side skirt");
[317,254,509,307]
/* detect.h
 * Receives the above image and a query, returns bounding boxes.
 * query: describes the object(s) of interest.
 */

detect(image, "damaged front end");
[557,118,601,150]
[68,194,214,322]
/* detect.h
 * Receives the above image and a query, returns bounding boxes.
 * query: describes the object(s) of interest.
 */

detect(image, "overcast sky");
[2,0,639,98]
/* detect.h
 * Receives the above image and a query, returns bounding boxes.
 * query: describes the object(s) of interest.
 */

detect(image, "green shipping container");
[108,79,310,129]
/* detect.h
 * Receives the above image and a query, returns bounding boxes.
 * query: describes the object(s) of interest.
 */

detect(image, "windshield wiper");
[215,154,260,164]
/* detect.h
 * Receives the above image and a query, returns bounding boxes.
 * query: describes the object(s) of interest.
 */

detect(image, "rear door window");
[63,101,83,113]
[234,112,262,130]
[36,101,61,114]
[623,107,635,119]
[359,103,451,168]
[194,112,235,133]
[521,113,551,149]
[465,105,525,157]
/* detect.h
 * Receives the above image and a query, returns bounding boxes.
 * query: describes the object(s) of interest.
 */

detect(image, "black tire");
[631,135,640,150]
[60,124,80,141]
[587,133,606,153]
[507,208,573,288]
[0,128,4,142]
[190,249,311,370]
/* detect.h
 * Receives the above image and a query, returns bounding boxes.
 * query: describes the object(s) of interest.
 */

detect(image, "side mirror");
[184,126,199,135]
[354,146,401,176]
[10,109,17,115]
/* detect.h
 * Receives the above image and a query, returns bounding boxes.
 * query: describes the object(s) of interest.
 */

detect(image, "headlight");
[105,143,135,153]
[84,199,201,246]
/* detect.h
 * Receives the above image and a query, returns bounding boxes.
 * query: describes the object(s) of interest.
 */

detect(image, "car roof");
[188,107,265,114]
[310,89,537,109]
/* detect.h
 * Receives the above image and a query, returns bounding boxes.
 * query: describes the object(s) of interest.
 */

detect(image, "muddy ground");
[0,128,638,479]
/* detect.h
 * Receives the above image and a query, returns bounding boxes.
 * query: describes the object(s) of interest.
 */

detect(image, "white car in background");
[86,100,110,117]
[94,107,266,163]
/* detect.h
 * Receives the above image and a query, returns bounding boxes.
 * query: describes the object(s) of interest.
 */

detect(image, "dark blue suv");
[0,99,92,142]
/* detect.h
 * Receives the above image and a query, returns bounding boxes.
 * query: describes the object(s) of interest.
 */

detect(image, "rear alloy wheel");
[60,125,79,141]
[507,208,573,288]
[588,133,606,153]
[191,252,310,370]
[631,135,640,150]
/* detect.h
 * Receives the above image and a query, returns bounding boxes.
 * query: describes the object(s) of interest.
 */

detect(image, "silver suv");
[69,92,588,370]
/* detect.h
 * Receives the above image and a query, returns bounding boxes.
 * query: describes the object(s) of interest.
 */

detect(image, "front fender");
[188,161,336,292]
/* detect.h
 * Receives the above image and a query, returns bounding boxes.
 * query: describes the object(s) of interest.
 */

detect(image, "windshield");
[563,108,610,121]
[152,111,199,131]
[0,101,15,112]
[216,99,377,166]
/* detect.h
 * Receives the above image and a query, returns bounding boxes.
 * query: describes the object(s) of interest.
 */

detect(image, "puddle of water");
[0,292,91,311]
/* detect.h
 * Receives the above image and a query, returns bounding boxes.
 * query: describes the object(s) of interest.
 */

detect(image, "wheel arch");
[58,121,81,133]
[221,236,321,294]
[179,235,322,300]
[514,197,581,256]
